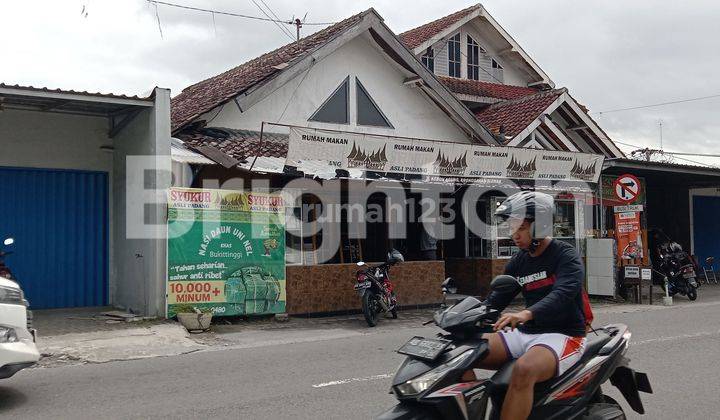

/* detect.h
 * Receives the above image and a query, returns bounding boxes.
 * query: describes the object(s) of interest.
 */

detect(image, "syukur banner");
[167,188,286,317]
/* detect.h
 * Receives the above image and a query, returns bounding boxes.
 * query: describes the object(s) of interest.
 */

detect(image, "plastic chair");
[703,257,718,285]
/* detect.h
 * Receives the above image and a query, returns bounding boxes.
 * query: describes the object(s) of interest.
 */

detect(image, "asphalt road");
[2,294,720,419]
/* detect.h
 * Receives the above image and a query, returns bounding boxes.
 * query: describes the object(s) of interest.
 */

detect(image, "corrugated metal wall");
[0,167,108,308]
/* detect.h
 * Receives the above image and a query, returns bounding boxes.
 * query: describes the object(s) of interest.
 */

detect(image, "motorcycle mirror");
[490,275,521,294]
[441,277,457,294]
[356,261,365,267]
[3,238,14,246]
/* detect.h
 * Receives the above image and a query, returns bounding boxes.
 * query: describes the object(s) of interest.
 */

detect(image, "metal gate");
[0,167,108,308]
[692,195,720,268]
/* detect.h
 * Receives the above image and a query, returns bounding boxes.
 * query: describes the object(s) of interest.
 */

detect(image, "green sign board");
[167,188,286,317]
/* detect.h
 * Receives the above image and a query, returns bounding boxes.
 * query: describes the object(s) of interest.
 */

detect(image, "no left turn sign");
[613,174,641,203]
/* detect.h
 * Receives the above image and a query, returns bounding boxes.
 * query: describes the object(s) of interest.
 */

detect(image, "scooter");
[353,250,403,327]
[377,275,652,419]
[657,242,698,301]
[0,237,16,280]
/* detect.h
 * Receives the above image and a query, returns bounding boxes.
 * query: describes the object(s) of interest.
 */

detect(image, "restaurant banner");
[285,126,604,182]
[166,188,286,317]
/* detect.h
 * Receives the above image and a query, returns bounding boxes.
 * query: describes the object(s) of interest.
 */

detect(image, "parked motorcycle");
[0,237,15,280]
[353,250,403,327]
[657,242,698,301]
[377,275,653,419]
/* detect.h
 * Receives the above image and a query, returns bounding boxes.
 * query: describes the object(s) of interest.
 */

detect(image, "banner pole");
[249,121,265,172]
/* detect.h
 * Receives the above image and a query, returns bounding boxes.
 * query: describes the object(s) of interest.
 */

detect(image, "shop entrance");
[0,167,108,309]
[692,195,720,267]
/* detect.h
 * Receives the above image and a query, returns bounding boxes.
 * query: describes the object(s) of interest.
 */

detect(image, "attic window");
[448,33,461,78]
[467,35,480,81]
[309,76,349,124]
[421,48,434,72]
[356,79,393,128]
[492,59,503,69]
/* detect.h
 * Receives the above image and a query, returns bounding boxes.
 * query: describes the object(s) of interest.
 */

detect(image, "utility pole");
[293,18,302,41]
[659,119,663,150]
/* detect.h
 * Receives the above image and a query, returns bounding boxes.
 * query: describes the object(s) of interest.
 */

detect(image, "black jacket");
[487,239,587,337]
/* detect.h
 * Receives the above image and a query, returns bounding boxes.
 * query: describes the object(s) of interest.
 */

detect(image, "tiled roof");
[171,11,369,133]
[0,83,150,101]
[474,89,564,141]
[438,76,539,101]
[176,127,289,162]
[399,5,479,50]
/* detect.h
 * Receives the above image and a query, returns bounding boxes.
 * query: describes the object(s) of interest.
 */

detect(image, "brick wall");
[286,261,445,315]
[445,258,508,297]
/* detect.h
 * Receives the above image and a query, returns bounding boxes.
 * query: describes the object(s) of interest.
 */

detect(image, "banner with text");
[167,188,286,318]
[285,126,604,182]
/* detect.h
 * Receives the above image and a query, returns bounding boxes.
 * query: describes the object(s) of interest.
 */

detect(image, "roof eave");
[477,5,554,88]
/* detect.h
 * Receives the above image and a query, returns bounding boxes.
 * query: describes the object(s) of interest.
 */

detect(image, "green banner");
[167,188,286,317]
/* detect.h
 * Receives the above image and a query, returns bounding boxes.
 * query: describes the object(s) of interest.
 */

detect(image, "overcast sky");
[3,0,720,164]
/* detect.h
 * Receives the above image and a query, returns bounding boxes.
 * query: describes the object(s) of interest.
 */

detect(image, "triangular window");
[356,79,393,128]
[309,76,349,124]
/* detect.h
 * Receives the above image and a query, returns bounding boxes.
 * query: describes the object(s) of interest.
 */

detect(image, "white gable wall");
[202,34,472,143]
[463,22,530,87]
[418,21,536,88]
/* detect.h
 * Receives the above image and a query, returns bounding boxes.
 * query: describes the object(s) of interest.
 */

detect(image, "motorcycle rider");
[477,191,593,420]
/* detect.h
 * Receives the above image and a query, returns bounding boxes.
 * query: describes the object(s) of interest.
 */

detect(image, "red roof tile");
[171,11,369,133]
[438,76,539,100]
[177,127,288,162]
[399,5,479,50]
[474,89,564,142]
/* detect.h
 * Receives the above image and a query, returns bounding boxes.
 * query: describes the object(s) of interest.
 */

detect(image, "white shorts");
[498,329,586,376]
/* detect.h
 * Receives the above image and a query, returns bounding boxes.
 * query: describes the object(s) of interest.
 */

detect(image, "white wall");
[202,34,472,143]
[0,109,112,171]
[113,88,172,316]
[420,21,535,88]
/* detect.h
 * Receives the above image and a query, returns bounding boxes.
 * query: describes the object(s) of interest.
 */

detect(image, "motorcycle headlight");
[395,350,474,396]
[0,326,19,343]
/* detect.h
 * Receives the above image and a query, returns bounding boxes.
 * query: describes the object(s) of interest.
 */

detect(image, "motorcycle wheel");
[583,395,625,420]
[688,286,698,301]
[363,291,379,327]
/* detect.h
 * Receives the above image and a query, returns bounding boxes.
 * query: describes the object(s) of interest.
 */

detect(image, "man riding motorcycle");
[477,191,594,420]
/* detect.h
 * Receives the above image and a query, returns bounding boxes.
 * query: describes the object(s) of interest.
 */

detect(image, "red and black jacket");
[487,239,593,337]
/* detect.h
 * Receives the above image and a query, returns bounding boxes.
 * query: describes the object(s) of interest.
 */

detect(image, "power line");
[145,0,336,26]
[258,0,294,38]
[595,93,720,115]
[248,0,295,41]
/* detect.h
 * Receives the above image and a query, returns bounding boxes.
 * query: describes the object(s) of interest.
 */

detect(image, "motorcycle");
[0,237,15,280]
[657,242,698,301]
[353,250,403,327]
[378,275,653,420]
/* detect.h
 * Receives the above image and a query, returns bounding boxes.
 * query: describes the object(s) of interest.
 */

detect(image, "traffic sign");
[613,174,641,203]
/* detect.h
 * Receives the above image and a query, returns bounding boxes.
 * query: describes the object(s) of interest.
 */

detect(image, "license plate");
[397,336,452,361]
[354,281,371,290]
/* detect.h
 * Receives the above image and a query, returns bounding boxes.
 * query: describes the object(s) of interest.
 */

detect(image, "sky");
[3,0,720,165]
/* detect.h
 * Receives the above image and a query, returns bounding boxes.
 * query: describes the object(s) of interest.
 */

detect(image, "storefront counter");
[286,261,445,315]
